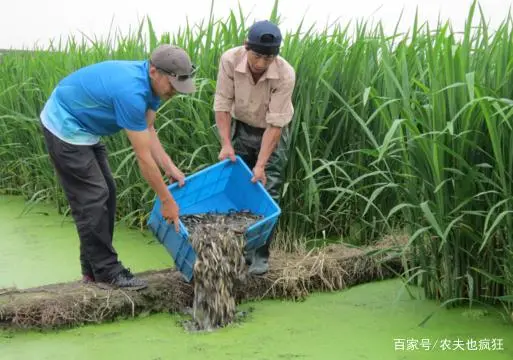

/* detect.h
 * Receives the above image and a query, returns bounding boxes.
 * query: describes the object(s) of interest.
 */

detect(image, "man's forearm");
[149,128,174,172]
[215,111,232,146]
[256,126,282,168]
[136,152,175,204]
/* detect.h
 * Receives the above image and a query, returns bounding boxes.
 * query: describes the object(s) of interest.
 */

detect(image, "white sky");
[1,0,512,49]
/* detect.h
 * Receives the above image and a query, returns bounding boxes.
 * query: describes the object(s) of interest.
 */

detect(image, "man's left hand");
[165,164,185,187]
[251,165,266,186]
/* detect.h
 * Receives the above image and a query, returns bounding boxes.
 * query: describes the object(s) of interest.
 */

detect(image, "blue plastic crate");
[147,155,281,282]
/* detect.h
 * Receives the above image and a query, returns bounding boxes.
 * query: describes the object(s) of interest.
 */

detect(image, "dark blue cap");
[246,20,282,55]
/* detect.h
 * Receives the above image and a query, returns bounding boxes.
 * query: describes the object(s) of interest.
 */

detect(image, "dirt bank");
[0,237,407,331]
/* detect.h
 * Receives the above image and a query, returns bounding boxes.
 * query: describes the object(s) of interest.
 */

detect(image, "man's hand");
[161,198,180,231]
[251,165,266,186]
[218,144,236,162]
[165,163,185,187]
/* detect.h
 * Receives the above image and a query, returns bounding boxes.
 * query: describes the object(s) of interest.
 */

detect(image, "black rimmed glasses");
[158,64,197,81]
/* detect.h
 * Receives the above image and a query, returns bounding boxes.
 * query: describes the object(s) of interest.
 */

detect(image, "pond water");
[0,195,511,360]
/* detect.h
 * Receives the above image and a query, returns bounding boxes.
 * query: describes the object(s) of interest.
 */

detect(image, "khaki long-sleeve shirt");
[213,46,296,129]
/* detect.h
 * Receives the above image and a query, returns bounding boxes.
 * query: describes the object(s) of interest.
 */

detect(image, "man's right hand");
[161,197,180,232]
[218,144,236,162]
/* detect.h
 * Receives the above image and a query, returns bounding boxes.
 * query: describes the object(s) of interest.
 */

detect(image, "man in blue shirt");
[40,44,196,289]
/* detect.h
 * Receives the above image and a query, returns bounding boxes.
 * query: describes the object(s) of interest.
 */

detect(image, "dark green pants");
[231,119,289,259]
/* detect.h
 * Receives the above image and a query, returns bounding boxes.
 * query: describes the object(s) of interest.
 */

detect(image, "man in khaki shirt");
[214,20,296,275]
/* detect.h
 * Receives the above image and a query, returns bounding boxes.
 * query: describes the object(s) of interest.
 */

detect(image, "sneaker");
[109,269,148,290]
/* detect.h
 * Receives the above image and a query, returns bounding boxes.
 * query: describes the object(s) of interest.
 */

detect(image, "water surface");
[0,195,511,360]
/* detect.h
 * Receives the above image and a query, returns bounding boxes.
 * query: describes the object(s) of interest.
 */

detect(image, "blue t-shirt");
[40,60,161,145]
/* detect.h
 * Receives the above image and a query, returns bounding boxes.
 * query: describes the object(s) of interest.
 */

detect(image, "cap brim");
[169,77,196,94]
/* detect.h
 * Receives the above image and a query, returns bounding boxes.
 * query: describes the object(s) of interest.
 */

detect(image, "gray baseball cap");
[150,45,196,94]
